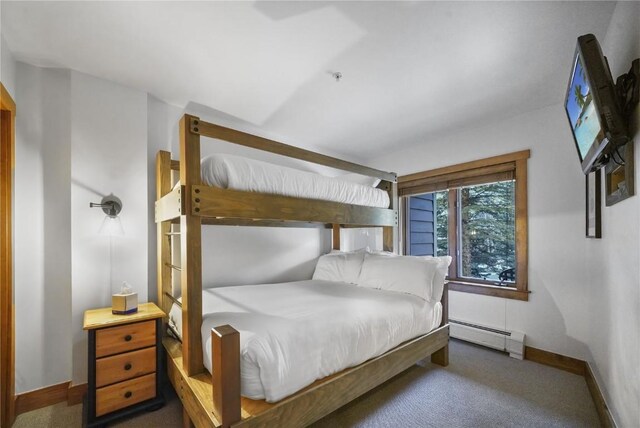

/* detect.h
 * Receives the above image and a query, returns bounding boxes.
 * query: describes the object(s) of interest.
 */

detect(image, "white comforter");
[169,280,441,402]
[200,154,390,208]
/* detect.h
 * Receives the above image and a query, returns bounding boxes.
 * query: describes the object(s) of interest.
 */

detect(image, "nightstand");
[83,302,165,427]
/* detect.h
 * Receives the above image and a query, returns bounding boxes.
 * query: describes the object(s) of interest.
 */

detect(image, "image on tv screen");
[566,55,603,160]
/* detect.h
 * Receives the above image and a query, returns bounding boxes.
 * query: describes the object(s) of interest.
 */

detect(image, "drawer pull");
[124,363,132,371]
[124,335,132,342]
[124,391,132,399]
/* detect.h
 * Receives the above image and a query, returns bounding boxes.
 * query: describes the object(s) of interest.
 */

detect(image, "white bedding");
[196,154,390,208]
[169,280,442,402]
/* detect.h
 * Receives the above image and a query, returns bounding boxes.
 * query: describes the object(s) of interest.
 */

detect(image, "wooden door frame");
[1,82,16,428]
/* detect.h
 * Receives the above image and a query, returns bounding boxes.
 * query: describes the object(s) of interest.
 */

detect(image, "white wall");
[13,63,72,393]
[14,65,151,390]
[1,34,16,97]
[70,71,149,385]
[586,3,640,426]
[365,103,592,360]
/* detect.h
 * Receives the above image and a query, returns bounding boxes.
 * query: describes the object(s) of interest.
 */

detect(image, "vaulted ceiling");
[1,1,616,161]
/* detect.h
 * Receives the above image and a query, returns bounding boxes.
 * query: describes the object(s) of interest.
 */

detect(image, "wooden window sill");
[448,280,529,301]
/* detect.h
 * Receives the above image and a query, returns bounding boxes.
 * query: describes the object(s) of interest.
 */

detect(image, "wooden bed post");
[156,151,173,319]
[182,408,195,428]
[332,224,340,250]
[212,325,241,428]
[180,114,204,376]
[382,180,398,253]
[431,282,449,366]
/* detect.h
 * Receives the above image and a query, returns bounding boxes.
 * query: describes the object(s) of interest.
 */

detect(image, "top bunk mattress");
[168,279,441,402]
[193,154,390,208]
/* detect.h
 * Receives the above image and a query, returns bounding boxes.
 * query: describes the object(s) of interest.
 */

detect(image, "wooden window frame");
[399,150,530,301]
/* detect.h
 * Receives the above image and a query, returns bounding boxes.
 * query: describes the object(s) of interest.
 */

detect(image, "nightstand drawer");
[96,373,156,417]
[96,346,156,388]
[96,320,155,358]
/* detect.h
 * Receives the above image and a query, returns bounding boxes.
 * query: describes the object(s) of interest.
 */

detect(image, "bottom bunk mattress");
[168,279,442,402]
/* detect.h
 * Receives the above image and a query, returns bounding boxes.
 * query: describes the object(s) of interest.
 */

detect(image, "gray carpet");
[13,340,600,427]
[312,340,599,428]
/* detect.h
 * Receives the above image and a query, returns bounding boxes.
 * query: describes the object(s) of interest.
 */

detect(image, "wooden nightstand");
[83,302,165,427]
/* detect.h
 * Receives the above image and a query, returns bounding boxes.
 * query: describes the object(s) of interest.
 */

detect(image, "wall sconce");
[90,195,125,236]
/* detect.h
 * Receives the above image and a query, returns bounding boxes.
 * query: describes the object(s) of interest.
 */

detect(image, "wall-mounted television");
[565,34,629,174]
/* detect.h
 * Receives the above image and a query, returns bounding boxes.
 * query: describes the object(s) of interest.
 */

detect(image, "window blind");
[399,163,515,196]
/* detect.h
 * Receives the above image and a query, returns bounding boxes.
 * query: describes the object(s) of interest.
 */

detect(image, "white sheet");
[198,154,390,208]
[169,280,441,402]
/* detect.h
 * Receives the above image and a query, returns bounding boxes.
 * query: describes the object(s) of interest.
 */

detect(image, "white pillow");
[312,249,365,284]
[357,253,446,301]
[420,256,452,302]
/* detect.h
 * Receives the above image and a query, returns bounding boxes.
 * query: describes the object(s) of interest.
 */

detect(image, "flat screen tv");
[565,34,628,174]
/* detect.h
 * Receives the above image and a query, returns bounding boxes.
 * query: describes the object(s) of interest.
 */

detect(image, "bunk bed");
[155,114,450,428]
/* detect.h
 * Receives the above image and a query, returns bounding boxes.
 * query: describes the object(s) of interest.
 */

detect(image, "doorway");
[1,82,16,428]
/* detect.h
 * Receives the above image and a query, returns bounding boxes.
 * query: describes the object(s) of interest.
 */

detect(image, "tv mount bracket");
[616,58,639,120]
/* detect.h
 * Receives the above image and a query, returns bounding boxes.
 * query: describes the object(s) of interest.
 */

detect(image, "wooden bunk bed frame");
[155,114,450,428]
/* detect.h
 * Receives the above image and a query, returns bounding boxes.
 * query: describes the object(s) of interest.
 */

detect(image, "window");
[400,150,529,301]
[459,181,515,284]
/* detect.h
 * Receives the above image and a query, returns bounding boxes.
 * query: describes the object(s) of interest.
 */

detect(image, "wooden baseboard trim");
[524,346,586,376]
[67,383,88,406]
[14,381,88,415]
[585,363,616,428]
[524,346,616,427]
[15,381,70,415]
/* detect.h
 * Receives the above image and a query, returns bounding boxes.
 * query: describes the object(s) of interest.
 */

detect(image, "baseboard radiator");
[449,319,525,360]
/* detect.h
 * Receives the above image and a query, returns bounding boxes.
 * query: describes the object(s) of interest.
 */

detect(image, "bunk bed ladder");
[157,120,207,375]
[156,151,174,322]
